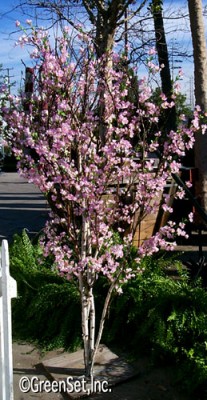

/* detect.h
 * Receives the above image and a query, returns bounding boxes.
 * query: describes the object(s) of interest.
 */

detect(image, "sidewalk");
[12,340,190,400]
[13,342,63,400]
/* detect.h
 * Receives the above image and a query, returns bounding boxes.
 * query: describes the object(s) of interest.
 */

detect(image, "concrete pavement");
[13,342,64,400]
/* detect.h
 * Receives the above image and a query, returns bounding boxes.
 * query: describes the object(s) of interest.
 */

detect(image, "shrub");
[10,230,81,350]
[103,254,207,394]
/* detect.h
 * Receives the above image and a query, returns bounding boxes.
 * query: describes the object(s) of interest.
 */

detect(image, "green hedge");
[103,256,207,394]
[10,230,81,350]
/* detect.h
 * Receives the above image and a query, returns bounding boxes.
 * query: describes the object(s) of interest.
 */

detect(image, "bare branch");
[115,0,149,25]
[82,0,97,25]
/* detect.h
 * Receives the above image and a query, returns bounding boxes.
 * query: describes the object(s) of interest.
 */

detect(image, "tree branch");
[82,0,97,25]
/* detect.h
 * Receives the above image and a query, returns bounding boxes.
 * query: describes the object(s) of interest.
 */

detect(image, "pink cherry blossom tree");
[1,24,200,380]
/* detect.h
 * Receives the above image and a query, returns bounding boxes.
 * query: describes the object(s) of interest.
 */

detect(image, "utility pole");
[170,39,182,81]
[0,68,15,94]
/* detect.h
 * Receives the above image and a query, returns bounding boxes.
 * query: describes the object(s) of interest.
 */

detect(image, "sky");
[0,1,27,91]
[0,0,206,106]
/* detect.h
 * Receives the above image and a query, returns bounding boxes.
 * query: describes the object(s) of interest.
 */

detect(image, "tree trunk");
[79,275,96,379]
[151,0,177,234]
[95,3,119,145]
[151,0,177,133]
[188,0,207,219]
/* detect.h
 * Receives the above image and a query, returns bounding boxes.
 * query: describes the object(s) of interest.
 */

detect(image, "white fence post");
[0,240,17,400]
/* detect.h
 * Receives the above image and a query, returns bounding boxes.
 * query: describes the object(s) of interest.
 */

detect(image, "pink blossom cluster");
[1,25,200,284]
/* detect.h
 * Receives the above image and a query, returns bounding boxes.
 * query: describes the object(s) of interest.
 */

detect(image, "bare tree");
[18,0,148,58]
[15,0,194,83]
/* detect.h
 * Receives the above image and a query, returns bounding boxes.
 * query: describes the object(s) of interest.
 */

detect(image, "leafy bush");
[10,230,81,350]
[103,254,207,394]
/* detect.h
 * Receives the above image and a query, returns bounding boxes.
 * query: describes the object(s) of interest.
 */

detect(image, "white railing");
[0,240,17,400]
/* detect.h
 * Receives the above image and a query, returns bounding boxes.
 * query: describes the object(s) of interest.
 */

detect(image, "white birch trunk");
[78,281,96,378]
[79,196,96,378]
[90,276,120,374]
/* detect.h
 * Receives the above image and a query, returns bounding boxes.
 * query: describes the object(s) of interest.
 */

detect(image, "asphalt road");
[0,172,49,242]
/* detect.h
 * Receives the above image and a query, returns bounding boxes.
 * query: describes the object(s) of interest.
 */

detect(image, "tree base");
[38,344,137,398]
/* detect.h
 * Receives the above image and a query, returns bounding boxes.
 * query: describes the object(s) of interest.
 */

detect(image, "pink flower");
[160,93,167,101]
[178,69,183,77]
[148,47,157,55]
[63,26,70,33]
[188,212,194,223]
